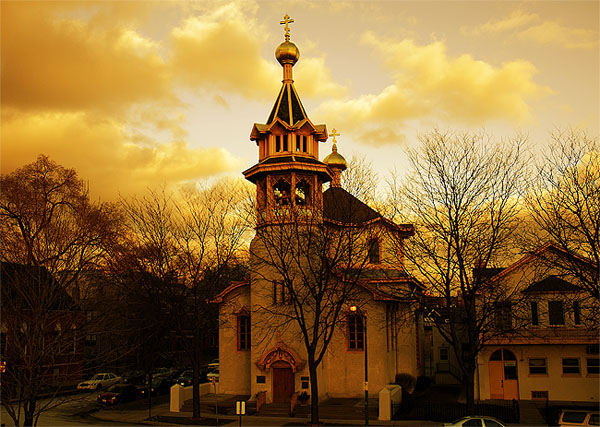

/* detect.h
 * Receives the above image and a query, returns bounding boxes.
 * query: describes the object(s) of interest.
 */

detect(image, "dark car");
[136,377,173,397]
[176,369,193,387]
[97,384,138,405]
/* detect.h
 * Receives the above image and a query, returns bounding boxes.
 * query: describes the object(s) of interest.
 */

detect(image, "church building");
[214,16,423,404]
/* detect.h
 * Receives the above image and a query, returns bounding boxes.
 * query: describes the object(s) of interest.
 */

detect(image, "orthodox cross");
[280,14,294,41]
[330,128,340,144]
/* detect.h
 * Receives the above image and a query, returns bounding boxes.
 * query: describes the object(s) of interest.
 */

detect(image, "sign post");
[236,400,246,426]
[212,377,218,424]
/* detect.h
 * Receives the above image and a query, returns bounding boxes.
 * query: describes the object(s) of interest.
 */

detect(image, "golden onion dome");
[276,41,299,65]
[323,144,347,170]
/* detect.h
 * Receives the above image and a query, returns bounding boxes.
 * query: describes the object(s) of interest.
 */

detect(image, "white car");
[444,416,507,427]
[207,369,219,383]
[77,373,122,391]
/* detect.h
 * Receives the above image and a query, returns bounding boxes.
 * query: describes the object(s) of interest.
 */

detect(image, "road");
[1,391,149,426]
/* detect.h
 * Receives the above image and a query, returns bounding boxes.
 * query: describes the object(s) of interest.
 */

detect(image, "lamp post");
[350,305,368,426]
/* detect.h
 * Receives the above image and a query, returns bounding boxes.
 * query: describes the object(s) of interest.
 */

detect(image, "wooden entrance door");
[488,349,519,400]
[272,361,294,403]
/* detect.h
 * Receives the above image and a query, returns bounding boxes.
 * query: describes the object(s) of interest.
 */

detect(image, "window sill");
[528,373,548,377]
[561,373,582,377]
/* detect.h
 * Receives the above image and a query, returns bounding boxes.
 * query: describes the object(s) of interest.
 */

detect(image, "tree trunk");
[308,360,319,426]
[464,365,476,412]
[24,396,35,427]
[192,351,201,419]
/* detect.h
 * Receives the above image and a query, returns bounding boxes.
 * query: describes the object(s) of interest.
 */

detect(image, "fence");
[392,399,520,423]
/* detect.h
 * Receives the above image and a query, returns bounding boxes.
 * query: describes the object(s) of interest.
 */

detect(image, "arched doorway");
[271,360,294,403]
[488,349,519,400]
[257,343,305,403]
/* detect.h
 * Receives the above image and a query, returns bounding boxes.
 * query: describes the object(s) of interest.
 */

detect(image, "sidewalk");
[89,394,548,426]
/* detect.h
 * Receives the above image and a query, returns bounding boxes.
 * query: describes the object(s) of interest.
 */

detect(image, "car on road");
[97,384,138,405]
[77,373,122,391]
[444,416,507,427]
[559,410,599,426]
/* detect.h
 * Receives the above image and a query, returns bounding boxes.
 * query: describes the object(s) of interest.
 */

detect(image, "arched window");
[273,179,291,206]
[295,180,310,206]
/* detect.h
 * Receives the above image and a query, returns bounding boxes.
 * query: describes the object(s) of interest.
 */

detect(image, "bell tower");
[243,15,333,226]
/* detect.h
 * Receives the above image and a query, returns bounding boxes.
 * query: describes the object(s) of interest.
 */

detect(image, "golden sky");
[2,1,598,200]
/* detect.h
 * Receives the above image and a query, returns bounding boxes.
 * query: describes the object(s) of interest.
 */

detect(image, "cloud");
[0,110,242,200]
[460,10,539,36]
[518,21,599,50]
[460,9,598,50]
[1,2,174,113]
[170,3,346,101]
[315,33,551,146]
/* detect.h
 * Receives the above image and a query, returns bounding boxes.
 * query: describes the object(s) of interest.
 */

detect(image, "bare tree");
[388,130,530,407]
[116,179,252,419]
[174,179,252,418]
[526,129,599,322]
[251,190,377,425]
[0,155,121,426]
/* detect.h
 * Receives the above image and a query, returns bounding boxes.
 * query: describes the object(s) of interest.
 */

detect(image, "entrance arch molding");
[256,342,305,372]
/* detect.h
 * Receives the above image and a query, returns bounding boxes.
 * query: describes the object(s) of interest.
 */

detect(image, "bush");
[394,373,416,393]
[415,375,432,392]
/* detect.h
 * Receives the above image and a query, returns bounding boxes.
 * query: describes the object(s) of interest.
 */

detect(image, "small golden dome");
[323,144,347,170]
[276,41,299,65]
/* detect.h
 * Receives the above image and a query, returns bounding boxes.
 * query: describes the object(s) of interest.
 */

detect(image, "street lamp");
[350,305,368,426]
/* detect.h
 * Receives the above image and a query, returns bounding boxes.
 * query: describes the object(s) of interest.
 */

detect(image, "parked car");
[208,359,219,370]
[444,416,507,427]
[77,373,122,391]
[207,369,219,383]
[559,410,599,427]
[136,377,173,397]
[97,384,138,405]
[176,370,193,387]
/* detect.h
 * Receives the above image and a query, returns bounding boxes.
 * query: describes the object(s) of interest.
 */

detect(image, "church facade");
[214,17,423,404]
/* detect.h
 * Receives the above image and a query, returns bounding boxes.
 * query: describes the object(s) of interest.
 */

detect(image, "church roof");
[323,187,414,235]
[266,83,308,127]
[523,275,582,293]
[323,187,380,225]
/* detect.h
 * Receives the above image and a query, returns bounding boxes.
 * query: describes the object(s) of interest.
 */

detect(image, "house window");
[562,358,580,374]
[256,376,266,384]
[296,135,301,151]
[530,302,539,326]
[549,301,565,325]
[439,347,449,361]
[276,135,281,152]
[347,314,364,351]
[587,358,599,375]
[303,136,307,152]
[529,358,547,375]
[573,301,581,325]
[237,315,251,351]
[85,335,97,346]
[531,391,548,400]
[494,302,512,331]
[368,238,380,264]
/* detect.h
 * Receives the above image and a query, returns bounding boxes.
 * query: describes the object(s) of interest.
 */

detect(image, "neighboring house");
[422,307,463,386]
[475,243,599,403]
[214,29,423,404]
[1,262,84,388]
